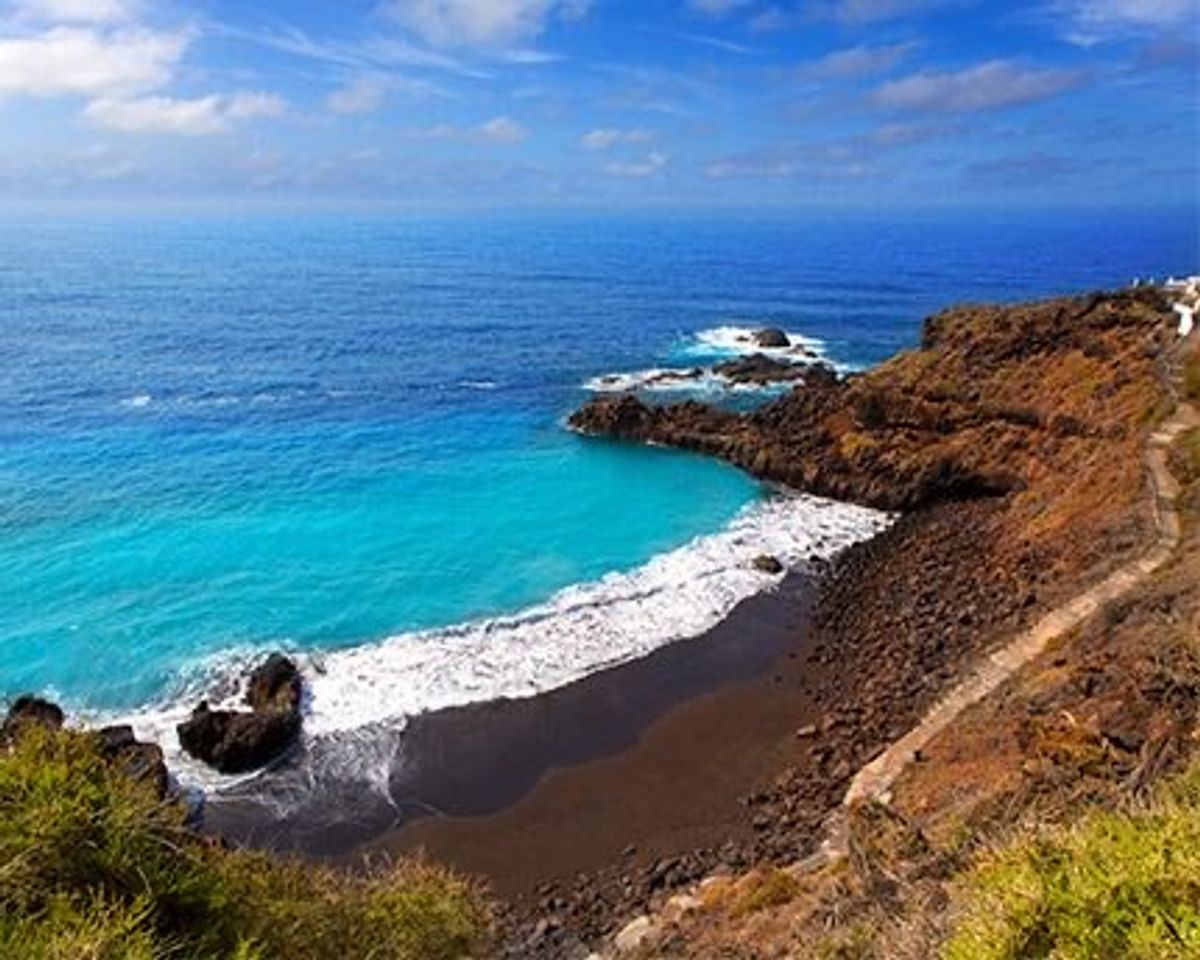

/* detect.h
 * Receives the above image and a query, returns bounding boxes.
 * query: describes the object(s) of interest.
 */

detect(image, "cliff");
[571,288,1171,513]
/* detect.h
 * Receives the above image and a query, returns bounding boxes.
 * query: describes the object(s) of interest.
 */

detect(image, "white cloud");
[83,91,286,135]
[83,94,224,134]
[874,60,1084,112]
[497,47,560,63]
[327,77,388,115]
[383,0,590,48]
[475,114,527,142]
[10,0,138,23]
[412,114,529,143]
[1055,0,1199,42]
[687,0,755,14]
[1064,0,1199,27]
[70,142,140,180]
[816,0,959,23]
[579,127,654,150]
[224,91,287,119]
[705,155,797,179]
[604,150,669,177]
[802,42,917,79]
[748,6,792,31]
[0,26,187,98]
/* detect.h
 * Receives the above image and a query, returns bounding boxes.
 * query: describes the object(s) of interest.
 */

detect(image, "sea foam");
[584,325,856,395]
[100,491,892,801]
[687,324,858,373]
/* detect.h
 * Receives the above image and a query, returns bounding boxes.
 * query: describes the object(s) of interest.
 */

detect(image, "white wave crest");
[584,367,726,393]
[688,324,840,363]
[694,324,824,353]
[582,366,800,396]
[101,492,891,800]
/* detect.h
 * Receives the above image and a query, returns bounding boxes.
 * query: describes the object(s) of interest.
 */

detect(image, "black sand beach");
[205,568,827,881]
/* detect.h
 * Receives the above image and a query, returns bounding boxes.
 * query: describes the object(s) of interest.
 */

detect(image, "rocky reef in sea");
[584,326,839,395]
[572,288,1171,512]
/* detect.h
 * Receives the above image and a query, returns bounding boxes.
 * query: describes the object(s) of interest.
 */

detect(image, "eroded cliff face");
[570,288,1172,514]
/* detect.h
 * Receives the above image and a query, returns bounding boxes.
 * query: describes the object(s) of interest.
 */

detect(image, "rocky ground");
[626,338,1200,960]
[501,289,1180,957]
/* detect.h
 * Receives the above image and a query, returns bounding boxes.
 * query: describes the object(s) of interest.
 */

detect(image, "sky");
[0,0,1197,210]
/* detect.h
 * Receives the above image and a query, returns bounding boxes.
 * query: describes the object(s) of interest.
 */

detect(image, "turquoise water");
[1,213,1196,720]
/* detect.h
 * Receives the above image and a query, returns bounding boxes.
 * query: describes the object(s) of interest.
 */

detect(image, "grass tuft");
[729,867,803,917]
[0,726,489,960]
[942,756,1200,960]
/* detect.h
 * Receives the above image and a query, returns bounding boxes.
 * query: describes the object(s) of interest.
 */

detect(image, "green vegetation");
[729,867,803,918]
[0,727,489,960]
[943,758,1200,960]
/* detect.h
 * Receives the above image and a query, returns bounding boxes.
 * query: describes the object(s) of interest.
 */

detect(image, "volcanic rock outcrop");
[0,695,64,742]
[753,328,790,348]
[177,653,304,774]
[93,724,171,797]
[713,354,808,386]
[571,289,1172,513]
[1,696,170,796]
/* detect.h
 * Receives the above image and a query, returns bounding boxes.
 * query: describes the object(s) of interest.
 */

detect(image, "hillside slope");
[564,288,1200,959]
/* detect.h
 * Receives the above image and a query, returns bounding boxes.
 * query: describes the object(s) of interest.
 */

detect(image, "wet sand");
[352,570,830,899]
[207,569,830,899]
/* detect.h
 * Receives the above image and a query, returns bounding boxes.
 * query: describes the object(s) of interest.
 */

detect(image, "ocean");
[1,210,1195,803]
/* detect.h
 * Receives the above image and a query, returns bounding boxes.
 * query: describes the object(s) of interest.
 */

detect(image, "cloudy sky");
[0,0,1196,209]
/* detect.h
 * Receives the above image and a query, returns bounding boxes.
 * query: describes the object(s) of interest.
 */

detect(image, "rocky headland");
[478,286,1193,956]
[572,288,1169,513]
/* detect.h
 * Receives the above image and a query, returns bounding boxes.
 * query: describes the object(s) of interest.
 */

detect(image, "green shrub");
[730,867,803,917]
[0,727,489,960]
[943,758,1200,960]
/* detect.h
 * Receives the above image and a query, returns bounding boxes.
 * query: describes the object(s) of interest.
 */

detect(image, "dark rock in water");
[177,653,305,774]
[177,702,301,775]
[802,362,839,388]
[753,328,790,348]
[752,555,785,575]
[569,393,661,439]
[246,653,303,714]
[648,368,704,386]
[1,695,65,741]
[714,354,805,386]
[94,725,170,797]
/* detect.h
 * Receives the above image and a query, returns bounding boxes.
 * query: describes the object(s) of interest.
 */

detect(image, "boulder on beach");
[752,554,785,575]
[1,695,64,742]
[177,653,304,775]
[753,328,790,348]
[177,703,301,775]
[246,652,303,714]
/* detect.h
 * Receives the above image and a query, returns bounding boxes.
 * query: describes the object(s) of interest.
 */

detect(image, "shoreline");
[205,567,825,869]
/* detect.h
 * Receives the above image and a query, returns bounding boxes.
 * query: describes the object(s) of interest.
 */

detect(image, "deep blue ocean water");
[1,212,1196,733]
